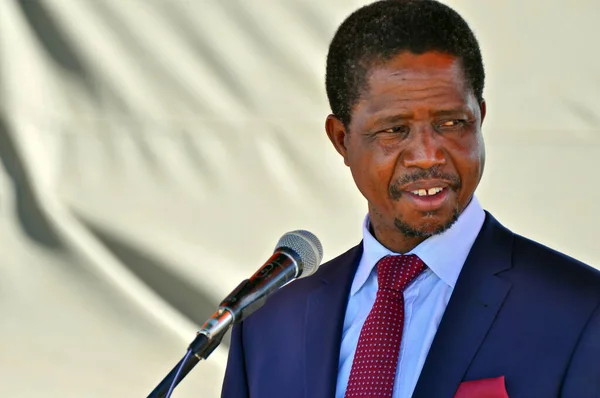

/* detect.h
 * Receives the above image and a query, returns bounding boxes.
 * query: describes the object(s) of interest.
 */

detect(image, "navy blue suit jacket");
[221,213,600,397]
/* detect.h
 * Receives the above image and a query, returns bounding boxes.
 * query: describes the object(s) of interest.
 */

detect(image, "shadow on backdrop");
[0,114,64,249]
[76,214,231,347]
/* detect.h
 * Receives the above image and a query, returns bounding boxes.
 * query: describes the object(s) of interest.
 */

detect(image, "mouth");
[404,186,450,211]
[398,180,455,212]
[409,187,445,196]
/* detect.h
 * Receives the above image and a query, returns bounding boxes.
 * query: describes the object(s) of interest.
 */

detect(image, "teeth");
[411,187,443,196]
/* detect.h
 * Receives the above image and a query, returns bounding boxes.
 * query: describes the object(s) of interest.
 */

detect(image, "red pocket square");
[454,376,509,398]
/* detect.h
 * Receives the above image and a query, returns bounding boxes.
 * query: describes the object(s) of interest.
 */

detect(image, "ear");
[479,99,487,125]
[325,114,350,166]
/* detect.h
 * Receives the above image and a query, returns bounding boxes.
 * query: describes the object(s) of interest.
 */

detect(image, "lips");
[404,187,450,211]
[400,179,453,192]
[411,187,444,196]
[395,179,455,211]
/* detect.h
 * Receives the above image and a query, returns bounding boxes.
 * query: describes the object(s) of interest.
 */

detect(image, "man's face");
[326,51,486,250]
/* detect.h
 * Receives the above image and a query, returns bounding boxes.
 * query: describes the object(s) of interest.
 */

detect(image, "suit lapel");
[412,213,514,398]
[304,244,363,398]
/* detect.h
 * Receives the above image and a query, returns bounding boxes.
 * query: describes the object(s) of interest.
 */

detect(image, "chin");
[394,207,459,238]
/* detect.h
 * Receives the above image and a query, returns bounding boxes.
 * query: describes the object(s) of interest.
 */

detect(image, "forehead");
[357,51,472,116]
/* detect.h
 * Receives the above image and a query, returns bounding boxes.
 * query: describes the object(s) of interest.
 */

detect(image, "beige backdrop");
[1,1,599,397]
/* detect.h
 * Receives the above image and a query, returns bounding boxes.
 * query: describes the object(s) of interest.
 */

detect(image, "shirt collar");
[350,196,486,296]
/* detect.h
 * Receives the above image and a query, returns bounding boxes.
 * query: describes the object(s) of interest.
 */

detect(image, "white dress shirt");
[335,196,486,398]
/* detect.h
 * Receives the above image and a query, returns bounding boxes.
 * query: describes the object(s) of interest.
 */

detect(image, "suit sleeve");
[220,323,250,398]
[561,300,600,397]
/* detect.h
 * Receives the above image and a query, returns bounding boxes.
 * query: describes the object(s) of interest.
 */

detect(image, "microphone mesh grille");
[275,230,323,278]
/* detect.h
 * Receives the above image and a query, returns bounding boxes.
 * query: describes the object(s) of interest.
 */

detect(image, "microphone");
[148,230,324,398]
[190,229,323,357]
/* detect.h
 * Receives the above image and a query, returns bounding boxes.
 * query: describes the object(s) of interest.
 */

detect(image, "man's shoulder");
[244,243,362,321]
[311,242,363,277]
[508,228,600,294]
[275,242,362,296]
[480,212,600,302]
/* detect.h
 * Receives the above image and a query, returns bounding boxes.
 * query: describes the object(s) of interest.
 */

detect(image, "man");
[221,1,600,397]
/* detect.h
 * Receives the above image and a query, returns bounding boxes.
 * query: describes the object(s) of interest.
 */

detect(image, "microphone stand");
[147,309,233,398]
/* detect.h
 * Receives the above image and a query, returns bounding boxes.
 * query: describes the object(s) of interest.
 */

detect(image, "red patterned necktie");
[344,254,426,398]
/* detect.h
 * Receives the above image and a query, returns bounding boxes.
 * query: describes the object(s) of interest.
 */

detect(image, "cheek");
[348,145,398,201]
[478,137,486,176]
[454,136,485,188]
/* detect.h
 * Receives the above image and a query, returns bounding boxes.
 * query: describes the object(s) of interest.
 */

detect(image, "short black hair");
[325,0,485,127]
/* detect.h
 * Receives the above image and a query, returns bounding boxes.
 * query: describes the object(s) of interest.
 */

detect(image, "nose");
[402,126,446,169]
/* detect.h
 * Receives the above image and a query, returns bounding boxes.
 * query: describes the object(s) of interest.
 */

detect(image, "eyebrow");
[371,113,413,126]
[371,108,469,126]
[430,108,470,117]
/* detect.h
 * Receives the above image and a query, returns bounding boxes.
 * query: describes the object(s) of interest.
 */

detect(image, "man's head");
[325,0,487,252]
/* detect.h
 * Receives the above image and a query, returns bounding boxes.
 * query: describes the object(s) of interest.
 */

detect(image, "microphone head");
[275,230,323,278]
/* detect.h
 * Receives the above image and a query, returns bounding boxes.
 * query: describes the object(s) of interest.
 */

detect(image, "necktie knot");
[376,254,426,293]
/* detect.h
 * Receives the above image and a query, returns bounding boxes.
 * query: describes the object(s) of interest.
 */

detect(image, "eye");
[377,125,410,137]
[437,119,466,131]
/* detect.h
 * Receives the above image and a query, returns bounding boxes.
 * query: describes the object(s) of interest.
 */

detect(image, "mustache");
[389,167,462,200]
